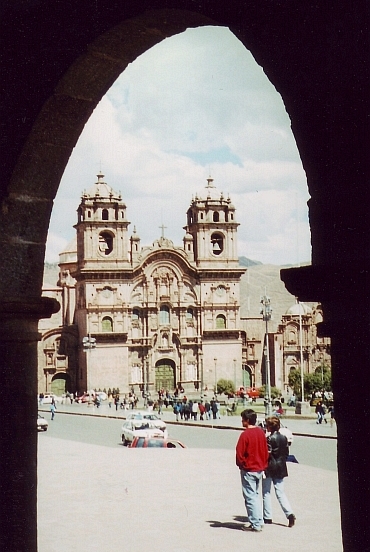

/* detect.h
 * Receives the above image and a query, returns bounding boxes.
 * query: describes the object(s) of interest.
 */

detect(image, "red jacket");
[236,426,269,472]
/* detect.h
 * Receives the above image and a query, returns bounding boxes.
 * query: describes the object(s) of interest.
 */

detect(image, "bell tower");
[74,172,130,270]
[184,177,240,268]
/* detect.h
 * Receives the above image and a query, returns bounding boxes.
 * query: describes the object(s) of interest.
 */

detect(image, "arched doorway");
[51,373,70,395]
[155,359,175,392]
[242,365,252,388]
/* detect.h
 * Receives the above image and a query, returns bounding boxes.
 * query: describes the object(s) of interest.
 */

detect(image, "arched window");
[159,305,170,325]
[186,308,194,320]
[99,231,113,255]
[216,314,226,329]
[224,209,229,222]
[213,211,219,222]
[102,316,113,332]
[132,309,140,320]
[102,208,109,220]
[211,232,224,255]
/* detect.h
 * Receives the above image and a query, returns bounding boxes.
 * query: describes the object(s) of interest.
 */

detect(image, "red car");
[130,436,186,448]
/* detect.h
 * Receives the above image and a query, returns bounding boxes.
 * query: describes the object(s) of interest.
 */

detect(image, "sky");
[46,26,311,266]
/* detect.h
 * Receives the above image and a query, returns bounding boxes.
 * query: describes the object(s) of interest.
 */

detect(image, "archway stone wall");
[1,3,369,552]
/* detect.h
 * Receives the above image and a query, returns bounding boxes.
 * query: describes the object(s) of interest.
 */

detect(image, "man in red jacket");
[236,409,269,532]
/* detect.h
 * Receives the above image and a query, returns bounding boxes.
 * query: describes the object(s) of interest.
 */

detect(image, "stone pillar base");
[295,401,311,415]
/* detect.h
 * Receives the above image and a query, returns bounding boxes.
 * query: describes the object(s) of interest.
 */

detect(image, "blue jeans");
[262,477,293,519]
[240,470,263,529]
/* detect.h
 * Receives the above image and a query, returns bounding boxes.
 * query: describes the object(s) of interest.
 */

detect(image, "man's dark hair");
[241,409,257,425]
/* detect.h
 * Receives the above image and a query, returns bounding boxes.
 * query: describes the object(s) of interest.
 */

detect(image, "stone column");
[281,263,370,551]
[0,297,59,552]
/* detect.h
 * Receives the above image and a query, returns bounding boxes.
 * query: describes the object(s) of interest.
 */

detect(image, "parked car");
[41,393,61,404]
[121,420,165,446]
[125,411,168,438]
[257,417,294,445]
[76,391,108,403]
[37,413,48,431]
[130,436,186,448]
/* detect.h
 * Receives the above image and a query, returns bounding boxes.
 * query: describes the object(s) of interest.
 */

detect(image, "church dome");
[285,302,312,315]
[195,177,227,203]
[84,172,121,200]
[59,237,77,263]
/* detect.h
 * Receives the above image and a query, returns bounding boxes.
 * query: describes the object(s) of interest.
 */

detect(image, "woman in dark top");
[262,416,296,527]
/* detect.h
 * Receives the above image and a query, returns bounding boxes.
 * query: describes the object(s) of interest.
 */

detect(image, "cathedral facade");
[39,173,247,396]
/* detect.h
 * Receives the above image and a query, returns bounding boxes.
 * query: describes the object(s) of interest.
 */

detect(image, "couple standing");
[235,409,296,532]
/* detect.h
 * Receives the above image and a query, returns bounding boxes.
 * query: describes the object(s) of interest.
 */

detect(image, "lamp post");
[82,335,96,405]
[214,357,217,397]
[260,294,272,416]
[199,350,204,399]
[298,302,304,402]
[233,358,237,392]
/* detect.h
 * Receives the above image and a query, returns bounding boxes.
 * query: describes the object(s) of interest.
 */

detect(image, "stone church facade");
[38,173,248,396]
[38,173,331,398]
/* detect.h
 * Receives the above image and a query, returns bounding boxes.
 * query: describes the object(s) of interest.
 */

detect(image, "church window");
[216,314,226,329]
[87,210,91,218]
[211,232,224,255]
[230,213,234,220]
[224,210,229,222]
[99,231,113,255]
[159,305,170,325]
[288,330,296,344]
[213,211,219,222]
[102,209,109,220]
[102,316,113,332]
[186,308,194,320]
[132,309,140,320]
[200,212,204,219]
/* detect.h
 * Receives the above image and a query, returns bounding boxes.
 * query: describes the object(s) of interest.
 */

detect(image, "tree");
[288,367,332,400]
[288,370,302,398]
[258,385,282,399]
[216,379,235,395]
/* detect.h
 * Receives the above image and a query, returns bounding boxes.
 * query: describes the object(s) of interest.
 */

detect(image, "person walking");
[262,416,296,527]
[315,401,327,424]
[50,401,56,421]
[236,409,269,532]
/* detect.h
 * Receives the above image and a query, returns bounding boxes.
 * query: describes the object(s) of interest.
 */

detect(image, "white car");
[121,420,166,446]
[257,417,294,445]
[125,411,168,438]
[40,393,61,404]
[37,413,48,431]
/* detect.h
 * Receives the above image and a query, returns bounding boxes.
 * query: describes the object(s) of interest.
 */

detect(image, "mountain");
[238,256,262,268]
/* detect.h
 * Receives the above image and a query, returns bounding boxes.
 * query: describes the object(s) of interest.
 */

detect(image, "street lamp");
[82,335,96,405]
[214,358,217,397]
[260,294,272,416]
[233,358,237,392]
[199,350,204,399]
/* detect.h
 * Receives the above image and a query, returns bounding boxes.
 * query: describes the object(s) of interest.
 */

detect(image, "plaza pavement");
[38,402,341,551]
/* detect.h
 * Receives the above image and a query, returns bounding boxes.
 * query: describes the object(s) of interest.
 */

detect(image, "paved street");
[38,402,341,551]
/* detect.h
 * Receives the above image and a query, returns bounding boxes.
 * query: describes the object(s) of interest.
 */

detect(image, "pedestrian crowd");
[172,397,221,422]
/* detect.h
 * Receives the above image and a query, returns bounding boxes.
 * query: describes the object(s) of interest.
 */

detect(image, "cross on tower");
[159,224,167,238]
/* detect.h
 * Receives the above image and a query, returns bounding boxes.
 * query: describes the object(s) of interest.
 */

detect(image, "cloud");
[47,26,310,266]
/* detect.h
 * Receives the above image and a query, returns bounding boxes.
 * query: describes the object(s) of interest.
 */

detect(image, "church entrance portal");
[51,374,70,395]
[155,360,175,392]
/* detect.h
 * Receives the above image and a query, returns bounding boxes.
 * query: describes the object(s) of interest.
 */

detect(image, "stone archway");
[1,4,369,552]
